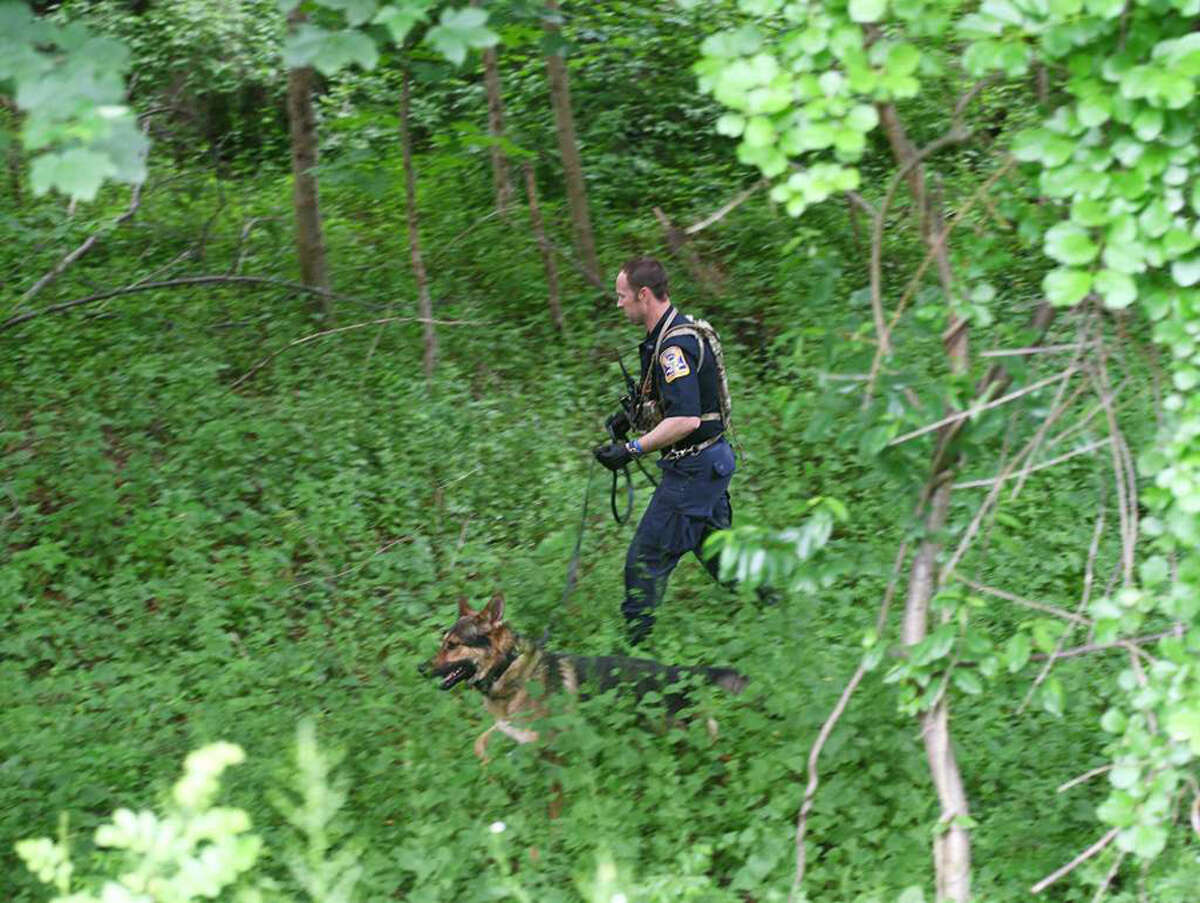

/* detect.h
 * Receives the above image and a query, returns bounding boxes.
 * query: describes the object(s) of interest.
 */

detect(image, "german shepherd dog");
[420,594,748,761]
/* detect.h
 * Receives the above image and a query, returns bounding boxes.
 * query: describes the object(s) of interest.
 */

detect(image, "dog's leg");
[496,719,540,745]
[474,723,499,763]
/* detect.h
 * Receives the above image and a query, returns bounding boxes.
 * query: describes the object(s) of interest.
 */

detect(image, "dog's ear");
[483,592,504,625]
[457,595,473,617]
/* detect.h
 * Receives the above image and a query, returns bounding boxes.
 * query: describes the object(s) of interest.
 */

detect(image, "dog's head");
[420,593,513,691]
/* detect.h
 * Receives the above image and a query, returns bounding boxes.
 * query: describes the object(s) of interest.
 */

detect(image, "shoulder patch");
[659,346,691,383]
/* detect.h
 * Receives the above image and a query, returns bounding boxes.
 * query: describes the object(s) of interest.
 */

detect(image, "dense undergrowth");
[1,122,1163,900]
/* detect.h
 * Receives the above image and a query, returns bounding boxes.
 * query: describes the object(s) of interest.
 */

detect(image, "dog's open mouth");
[436,662,476,690]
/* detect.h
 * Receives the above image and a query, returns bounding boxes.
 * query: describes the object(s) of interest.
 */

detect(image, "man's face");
[615,271,645,327]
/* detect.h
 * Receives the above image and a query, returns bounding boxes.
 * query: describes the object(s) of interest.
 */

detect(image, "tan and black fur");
[420,594,748,761]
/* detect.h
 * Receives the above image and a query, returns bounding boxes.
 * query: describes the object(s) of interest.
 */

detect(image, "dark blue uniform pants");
[623,439,735,645]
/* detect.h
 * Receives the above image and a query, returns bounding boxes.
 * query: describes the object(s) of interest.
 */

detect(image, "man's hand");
[593,441,633,472]
[605,409,631,440]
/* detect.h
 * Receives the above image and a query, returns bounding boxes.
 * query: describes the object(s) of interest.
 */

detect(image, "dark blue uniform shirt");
[638,306,723,452]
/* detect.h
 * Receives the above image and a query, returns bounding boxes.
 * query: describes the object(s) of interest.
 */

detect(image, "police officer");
[593,257,736,646]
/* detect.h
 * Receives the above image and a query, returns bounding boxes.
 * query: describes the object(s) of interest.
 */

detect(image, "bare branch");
[1018,509,1105,713]
[227,315,483,393]
[960,578,1092,626]
[1031,828,1119,894]
[790,542,910,902]
[1091,852,1125,903]
[953,438,1110,490]
[887,367,1078,449]
[2,275,383,332]
[17,180,144,308]
[685,179,766,235]
[1057,764,1112,794]
[980,342,1095,358]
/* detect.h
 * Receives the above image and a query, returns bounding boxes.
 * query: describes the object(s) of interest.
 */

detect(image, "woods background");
[3,0,1200,901]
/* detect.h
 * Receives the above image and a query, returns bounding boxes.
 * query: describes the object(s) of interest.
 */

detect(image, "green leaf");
[1171,256,1200,287]
[897,887,925,903]
[425,6,498,66]
[715,113,746,137]
[1076,93,1111,127]
[846,103,879,132]
[284,26,379,75]
[886,43,920,77]
[953,669,983,695]
[372,3,428,43]
[1122,824,1168,860]
[1138,555,1169,586]
[1041,676,1065,717]
[1004,632,1032,672]
[849,0,887,22]
[743,116,776,147]
[30,147,116,201]
[1043,267,1093,307]
[320,0,378,26]
[1093,269,1136,309]
[1044,221,1098,265]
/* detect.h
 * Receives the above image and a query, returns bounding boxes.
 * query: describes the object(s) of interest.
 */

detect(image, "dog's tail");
[704,667,749,695]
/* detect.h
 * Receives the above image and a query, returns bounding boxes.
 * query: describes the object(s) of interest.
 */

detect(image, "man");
[593,257,736,646]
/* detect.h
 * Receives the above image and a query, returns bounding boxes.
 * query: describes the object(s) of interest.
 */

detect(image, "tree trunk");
[400,72,437,383]
[471,0,512,217]
[543,0,602,289]
[879,102,974,902]
[285,8,330,318]
[482,46,513,217]
[524,162,563,332]
[877,102,967,370]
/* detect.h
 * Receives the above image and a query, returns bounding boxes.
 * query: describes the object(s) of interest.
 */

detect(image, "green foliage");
[0,1,147,200]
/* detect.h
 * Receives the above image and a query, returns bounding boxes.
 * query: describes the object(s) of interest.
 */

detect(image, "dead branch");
[1092,852,1125,903]
[980,342,1093,358]
[226,315,482,393]
[960,578,1091,626]
[952,438,1110,490]
[685,179,766,235]
[1031,828,1118,894]
[863,156,1016,406]
[1018,509,1105,714]
[1090,359,1136,586]
[17,180,144,307]
[1029,631,1175,662]
[789,542,909,901]
[2,275,380,332]
[1057,764,1112,794]
[887,367,1077,449]
[653,205,724,295]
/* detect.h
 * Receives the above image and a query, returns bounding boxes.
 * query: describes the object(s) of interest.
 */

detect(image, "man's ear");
[457,595,473,617]
[482,592,505,626]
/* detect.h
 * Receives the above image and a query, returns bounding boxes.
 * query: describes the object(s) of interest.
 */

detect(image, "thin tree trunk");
[877,102,967,370]
[470,0,513,218]
[285,8,330,317]
[523,162,563,332]
[543,0,601,288]
[879,102,974,902]
[400,72,437,383]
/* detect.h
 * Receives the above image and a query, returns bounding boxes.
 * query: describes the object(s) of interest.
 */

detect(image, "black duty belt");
[663,433,724,462]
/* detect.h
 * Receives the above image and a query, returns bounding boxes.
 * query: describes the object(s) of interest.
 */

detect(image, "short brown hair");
[620,257,669,301]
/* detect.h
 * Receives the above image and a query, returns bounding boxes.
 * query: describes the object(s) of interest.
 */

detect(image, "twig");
[2,275,383,331]
[227,315,483,393]
[863,156,1015,407]
[886,368,1077,449]
[17,181,144,307]
[685,179,766,235]
[790,542,909,901]
[291,536,411,590]
[960,578,1091,625]
[1057,764,1112,794]
[952,438,1109,489]
[980,342,1094,358]
[1018,509,1105,714]
[1032,631,1174,661]
[1092,852,1125,903]
[1090,361,1135,586]
[1030,828,1118,894]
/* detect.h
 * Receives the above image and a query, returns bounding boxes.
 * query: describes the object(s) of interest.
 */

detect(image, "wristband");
[626,438,644,457]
